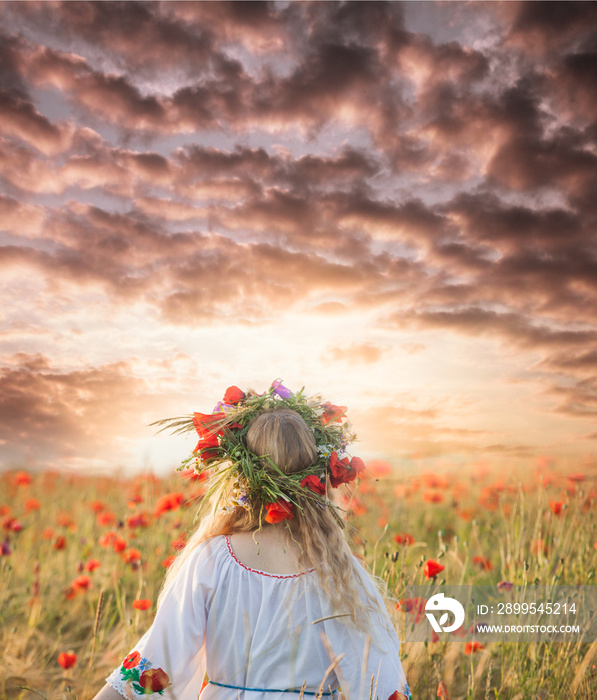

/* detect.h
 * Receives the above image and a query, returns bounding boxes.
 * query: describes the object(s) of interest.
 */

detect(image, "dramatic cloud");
[0,1,596,473]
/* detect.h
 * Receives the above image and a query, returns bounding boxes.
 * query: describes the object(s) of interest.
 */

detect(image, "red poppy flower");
[464,641,484,654]
[223,386,245,404]
[57,652,77,669]
[123,651,140,669]
[180,469,204,482]
[497,580,514,592]
[127,512,149,528]
[264,500,294,524]
[42,526,54,540]
[532,538,548,556]
[56,513,75,529]
[122,548,141,565]
[14,471,32,487]
[113,535,127,553]
[320,402,347,424]
[53,535,67,550]
[549,501,563,515]
[398,597,427,622]
[194,432,220,460]
[423,491,444,503]
[139,668,171,692]
[350,456,365,475]
[171,536,187,551]
[192,411,225,439]
[301,475,326,495]
[154,492,185,517]
[84,559,101,572]
[97,511,116,527]
[437,680,450,699]
[369,460,392,477]
[423,559,445,579]
[472,555,492,571]
[72,575,91,591]
[3,517,22,532]
[90,500,106,513]
[64,585,77,600]
[99,531,116,548]
[133,599,152,610]
[394,533,415,545]
[161,555,176,569]
[25,498,40,513]
[328,451,354,487]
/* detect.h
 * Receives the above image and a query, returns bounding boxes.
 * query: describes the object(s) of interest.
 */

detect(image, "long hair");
[158,408,382,626]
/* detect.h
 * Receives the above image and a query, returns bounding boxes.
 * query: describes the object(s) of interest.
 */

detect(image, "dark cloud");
[545,376,597,418]
[505,1,597,54]
[0,353,161,465]
[0,194,45,236]
[539,349,597,374]
[1,0,597,470]
[0,197,427,325]
[389,306,597,352]
[487,132,597,209]
[0,89,68,155]
[8,1,215,73]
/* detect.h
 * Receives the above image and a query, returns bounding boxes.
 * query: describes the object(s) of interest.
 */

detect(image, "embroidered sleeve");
[106,539,215,699]
[107,652,171,698]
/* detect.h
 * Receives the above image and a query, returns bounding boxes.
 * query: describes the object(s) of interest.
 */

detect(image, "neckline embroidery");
[225,535,314,579]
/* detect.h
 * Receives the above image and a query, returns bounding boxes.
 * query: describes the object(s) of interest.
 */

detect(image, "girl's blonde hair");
[158,408,381,625]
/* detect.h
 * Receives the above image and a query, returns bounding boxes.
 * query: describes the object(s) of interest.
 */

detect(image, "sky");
[1,1,596,476]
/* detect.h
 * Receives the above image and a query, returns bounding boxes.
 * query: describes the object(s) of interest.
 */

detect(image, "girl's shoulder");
[186,534,228,563]
[172,535,228,583]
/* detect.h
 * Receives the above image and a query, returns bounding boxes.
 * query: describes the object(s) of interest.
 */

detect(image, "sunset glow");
[1,2,596,475]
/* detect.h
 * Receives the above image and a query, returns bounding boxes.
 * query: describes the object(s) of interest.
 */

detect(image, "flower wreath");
[153,380,365,525]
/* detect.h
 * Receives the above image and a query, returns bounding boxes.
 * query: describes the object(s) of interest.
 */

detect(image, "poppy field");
[1,462,596,699]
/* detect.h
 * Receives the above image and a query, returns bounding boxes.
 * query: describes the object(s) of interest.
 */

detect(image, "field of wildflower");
[1,462,596,699]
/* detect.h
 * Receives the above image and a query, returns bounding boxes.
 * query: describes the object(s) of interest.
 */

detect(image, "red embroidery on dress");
[225,536,314,579]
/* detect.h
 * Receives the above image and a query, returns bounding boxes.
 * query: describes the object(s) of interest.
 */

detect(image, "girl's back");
[106,534,409,700]
[94,382,412,700]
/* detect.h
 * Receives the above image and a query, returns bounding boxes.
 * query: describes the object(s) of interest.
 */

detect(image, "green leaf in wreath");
[132,681,147,695]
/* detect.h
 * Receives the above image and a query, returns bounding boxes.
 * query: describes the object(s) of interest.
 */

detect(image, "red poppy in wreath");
[264,499,294,524]
[301,474,326,495]
[223,385,245,404]
[193,412,225,439]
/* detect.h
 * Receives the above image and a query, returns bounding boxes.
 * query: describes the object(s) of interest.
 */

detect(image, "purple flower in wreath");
[272,380,293,399]
[212,401,233,413]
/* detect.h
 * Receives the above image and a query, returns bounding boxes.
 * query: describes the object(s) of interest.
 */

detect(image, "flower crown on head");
[152,380,365,525]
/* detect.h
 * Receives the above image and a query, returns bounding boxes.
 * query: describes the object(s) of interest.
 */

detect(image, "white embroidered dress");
[106,535,411,700]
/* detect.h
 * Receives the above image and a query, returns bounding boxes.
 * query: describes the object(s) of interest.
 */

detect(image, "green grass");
[1,466,596,699]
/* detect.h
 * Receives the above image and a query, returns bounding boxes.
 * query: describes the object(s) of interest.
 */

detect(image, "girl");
[94,383,411,700]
